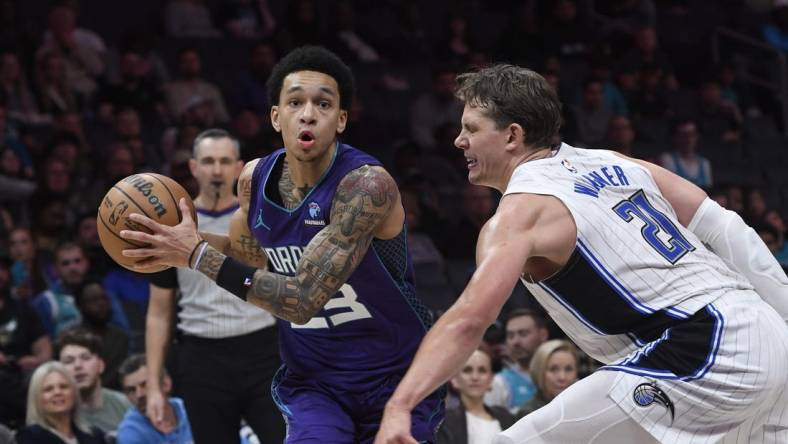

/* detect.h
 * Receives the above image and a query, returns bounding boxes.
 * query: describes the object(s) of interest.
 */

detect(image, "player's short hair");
[192,128,240,159]
[56,327,103,358]
[266,46,355,110]
[505,308,548,330]
[455,64,562,149]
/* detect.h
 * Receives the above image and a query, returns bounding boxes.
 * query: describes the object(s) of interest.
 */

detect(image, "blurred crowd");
[1,0,788,443]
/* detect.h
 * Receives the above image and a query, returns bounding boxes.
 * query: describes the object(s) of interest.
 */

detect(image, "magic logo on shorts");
[633,381,675,424]
[304,202,325,226]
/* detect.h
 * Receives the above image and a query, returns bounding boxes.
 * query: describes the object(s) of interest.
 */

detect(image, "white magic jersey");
[504,144,753,365]
[176,207,275,338]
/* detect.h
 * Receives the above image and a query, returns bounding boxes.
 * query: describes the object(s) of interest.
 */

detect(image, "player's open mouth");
[298,131,316,148]
[466,157,477,169]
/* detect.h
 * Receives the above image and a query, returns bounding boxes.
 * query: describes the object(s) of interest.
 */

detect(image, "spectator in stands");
[97,50,165,123]
[73,280,130,387]
[275,0,324,51]
[117,354,194,444]
[437,348,516,444]
[0,255,52,428]
[8,227,51,301]
[31,242,88,337]
[756,224,782,256]
[57,328,131,437]
[495,1,541,66]
[36,4,105,99]
[659,119,712,188]
[434,11,477,66]
[30,194,71,254]
[410,67,463,151]
[0,51,43,125]
[589,56,628,116]
[604,115,637,156]
[102,267,149,346]
[325,0,382,64]
[515,339,579,417]
[620,25,677,89]
[74,214,111,278]
[485,309,549,413]
[232,109,270,161]
[113,107,160,171]
[440,183,498,260]
[695,79,742,142]
[163,48,230,124]
[35,52,82,115]
[163,0,221,38]
[630,63,671,123]
[593,0,656,37]
[15,361,105,444]
[746,188,769,225]
[0,104,35,175]
[217,0,277,40]
[0,147,36,204]
[572,78,614,147]
[229,41,278,115]
[542,0,595,63]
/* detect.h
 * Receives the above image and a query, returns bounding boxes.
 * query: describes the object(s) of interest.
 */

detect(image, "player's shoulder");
[336,164,398,198]
[240,158,261,178]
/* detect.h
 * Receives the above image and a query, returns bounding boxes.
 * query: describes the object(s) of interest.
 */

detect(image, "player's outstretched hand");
[374,405,417,444]
[120,198,202,270]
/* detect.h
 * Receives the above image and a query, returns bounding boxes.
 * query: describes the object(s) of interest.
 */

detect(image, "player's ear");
[270,106,281,132]
[336,109,348,134]
[505,123,524,152]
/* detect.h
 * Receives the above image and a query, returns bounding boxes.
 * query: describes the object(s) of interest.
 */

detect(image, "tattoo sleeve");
[197,165,398,324]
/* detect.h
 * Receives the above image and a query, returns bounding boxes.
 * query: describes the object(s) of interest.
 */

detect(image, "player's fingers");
[131,257,164,270]
[127,212,165,232]
[121,247,157,257]
[119,229,156,243]
[178,198,194,225]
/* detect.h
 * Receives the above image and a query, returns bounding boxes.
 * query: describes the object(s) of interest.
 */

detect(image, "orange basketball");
[97,173,196,273]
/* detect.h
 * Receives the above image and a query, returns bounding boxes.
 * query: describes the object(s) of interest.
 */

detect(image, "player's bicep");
[228,207,268,268]
[295,165,397,301]
[463,205,536,323]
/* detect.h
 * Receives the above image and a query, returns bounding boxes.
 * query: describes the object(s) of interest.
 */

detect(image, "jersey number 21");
[613,190,695,264]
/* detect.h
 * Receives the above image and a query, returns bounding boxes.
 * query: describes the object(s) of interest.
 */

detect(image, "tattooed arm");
[195,160,268,269]
[196,165,398,324]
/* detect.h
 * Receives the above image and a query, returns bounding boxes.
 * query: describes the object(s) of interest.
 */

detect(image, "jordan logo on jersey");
[254,208,266,229]
[633,381,675,424]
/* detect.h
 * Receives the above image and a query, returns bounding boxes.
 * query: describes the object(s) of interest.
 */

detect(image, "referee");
[146,129,284,443]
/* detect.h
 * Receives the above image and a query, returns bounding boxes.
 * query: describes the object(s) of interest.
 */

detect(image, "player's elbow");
[445,315,489,344]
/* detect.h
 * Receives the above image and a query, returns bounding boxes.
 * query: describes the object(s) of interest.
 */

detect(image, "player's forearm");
[145,310,172,391]
[387,302,491,411]
[195,246,325,324]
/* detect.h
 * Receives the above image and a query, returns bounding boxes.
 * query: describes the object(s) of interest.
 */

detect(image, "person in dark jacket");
[438,348,515,443]
[15,361,105,444]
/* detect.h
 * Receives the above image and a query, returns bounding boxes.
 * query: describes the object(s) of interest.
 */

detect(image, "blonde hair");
[529,339,579,395]
[26,361,87,432]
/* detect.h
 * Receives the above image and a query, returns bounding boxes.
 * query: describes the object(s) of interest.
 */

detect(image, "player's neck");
[491,147,554,192]
[284,141,337,186]
[194,194,238,213]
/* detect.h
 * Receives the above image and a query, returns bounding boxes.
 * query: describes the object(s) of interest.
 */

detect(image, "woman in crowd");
[437,348,516,444]
[516,339,579,417]
[15,361,104,444]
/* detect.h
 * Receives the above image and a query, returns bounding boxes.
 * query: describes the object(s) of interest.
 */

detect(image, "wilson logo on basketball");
[123,175,168,217]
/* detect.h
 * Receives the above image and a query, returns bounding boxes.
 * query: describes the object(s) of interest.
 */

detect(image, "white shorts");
[496,293,788,444]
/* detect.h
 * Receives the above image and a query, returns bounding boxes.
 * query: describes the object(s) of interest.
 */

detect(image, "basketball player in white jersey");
[376,65,788,444]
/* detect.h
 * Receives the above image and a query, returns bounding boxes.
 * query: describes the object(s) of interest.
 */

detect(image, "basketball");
[97,173,196,273]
